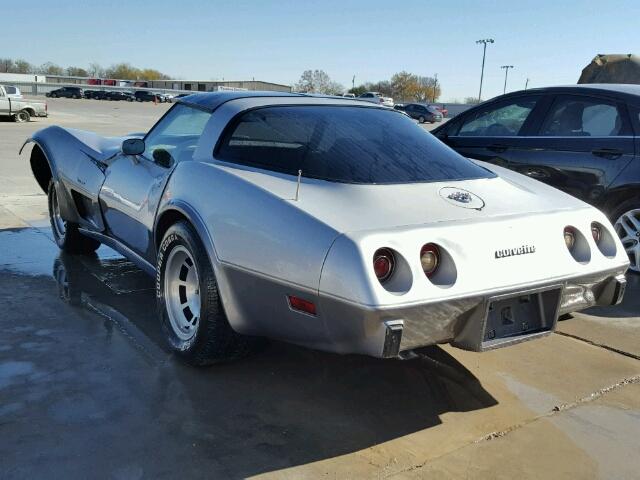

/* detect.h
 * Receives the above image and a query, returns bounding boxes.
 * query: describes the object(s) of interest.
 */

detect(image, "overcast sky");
[7,0,639,101]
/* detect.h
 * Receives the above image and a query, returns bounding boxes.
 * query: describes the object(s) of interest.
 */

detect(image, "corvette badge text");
[495,245,536,259]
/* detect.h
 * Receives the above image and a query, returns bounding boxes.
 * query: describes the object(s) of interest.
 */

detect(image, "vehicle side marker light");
[288,295,317,316]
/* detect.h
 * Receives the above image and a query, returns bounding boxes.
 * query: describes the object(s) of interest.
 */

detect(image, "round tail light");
[420,243,440,278]
[373,248,395,283]
[564,227,576,251]
[591,223,602,244]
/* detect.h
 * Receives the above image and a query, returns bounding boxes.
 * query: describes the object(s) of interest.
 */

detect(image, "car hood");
[213,160,591,233]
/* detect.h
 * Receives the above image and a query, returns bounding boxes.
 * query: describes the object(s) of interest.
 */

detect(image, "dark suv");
[46,86,84,99]
[432,84,640,272]
[134,90,161,102]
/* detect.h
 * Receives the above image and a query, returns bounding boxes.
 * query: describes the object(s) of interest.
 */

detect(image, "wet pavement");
[1,100,639,479]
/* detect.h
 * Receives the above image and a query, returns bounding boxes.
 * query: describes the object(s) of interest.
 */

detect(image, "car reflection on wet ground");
[1,223,640,479]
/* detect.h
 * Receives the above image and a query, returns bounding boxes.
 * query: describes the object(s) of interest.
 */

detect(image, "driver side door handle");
[592,148,623,159]
[488,144,509,153]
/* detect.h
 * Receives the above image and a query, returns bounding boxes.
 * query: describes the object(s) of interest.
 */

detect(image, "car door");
[403,104,415,119]
[99,104,211,260]
[0,88,10,115]
[439,94,544,168]
[507,94,635,204]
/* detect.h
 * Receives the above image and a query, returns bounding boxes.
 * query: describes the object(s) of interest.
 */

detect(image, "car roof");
[176,91,379,111]
[493,83,640,103]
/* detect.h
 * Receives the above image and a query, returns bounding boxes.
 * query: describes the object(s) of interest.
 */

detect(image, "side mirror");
[122,138,145,156]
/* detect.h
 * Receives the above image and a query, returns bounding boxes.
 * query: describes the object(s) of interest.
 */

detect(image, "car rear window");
[216,106,494,184]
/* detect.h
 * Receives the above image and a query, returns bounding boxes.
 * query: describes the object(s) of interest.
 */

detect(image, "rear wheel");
[157,221,257,365]
[14,110,30,123]
[611,198,640,273]
[48,180,100,254]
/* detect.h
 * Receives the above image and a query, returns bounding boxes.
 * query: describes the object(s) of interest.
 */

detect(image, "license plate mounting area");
[480,285,562,350]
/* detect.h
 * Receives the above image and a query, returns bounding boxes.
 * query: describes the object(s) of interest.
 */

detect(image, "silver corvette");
[22,92,629,365]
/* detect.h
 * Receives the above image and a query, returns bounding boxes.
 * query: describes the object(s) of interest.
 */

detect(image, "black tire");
[14,110,30,123]
[609,197,640,274]
[48,180,101,254]
[418,116,425,123]
[157,221,257,365]
[50,93,57,98]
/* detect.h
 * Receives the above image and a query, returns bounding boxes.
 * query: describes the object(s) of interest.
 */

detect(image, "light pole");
[525,78,529,90]
[476,38,494,102]
[352,75,355,90]
[501,65,514,94]
[432,73,438,103]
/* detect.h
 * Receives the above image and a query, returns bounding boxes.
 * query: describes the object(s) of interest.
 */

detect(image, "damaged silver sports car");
[22,92,629,365]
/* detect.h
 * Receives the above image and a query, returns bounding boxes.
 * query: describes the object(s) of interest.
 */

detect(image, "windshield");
[217,105,494,184]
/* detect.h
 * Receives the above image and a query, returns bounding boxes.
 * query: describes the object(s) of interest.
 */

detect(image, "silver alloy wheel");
[614,208,640,272]
[164,245,201,341]
[51,187,66,238]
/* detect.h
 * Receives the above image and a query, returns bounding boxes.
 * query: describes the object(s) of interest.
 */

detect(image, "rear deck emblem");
[439,187,485,210]
[447,191,472,203]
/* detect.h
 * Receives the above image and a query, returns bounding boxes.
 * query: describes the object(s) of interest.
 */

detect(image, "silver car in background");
[22,92,628,365]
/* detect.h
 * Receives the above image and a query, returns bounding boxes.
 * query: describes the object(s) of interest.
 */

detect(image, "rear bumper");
[318,269,627,358]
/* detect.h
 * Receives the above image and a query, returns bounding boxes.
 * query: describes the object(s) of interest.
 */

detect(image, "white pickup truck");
[0,85,47,122]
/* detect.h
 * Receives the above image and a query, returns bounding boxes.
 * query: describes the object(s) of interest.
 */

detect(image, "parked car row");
[46,86,173,102]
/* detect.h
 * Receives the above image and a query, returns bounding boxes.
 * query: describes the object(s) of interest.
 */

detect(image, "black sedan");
[432,84,640,272]
[395,103,442,123]
[105,91,135,101]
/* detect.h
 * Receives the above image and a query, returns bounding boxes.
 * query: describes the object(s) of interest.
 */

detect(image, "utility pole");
[501,65,514,94]
[432,73,438,103]
[352,75,355,90]
[525,78,529,90]
[476,38,494,102]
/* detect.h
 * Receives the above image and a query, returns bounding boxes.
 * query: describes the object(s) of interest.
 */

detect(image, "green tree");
[464,96,480,104]
[14,59,32,74]
[391,71,418,102]
[348,85,367,96]
[139,68,170,80]
[105,63,141,80]
[66,66,89,77]
[39,62,64,75]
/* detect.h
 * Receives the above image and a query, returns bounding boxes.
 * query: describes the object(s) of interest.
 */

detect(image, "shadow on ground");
[1,228,497,479]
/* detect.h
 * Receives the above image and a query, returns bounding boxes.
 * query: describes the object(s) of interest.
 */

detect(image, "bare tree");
[0,58,14,73]
[413,76,441,103]
[88,63,105,78]
[294,69,344,94]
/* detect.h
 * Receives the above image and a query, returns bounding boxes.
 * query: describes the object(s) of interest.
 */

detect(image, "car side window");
[539,96,624,136]
[457,97,540,136]
[142,104,211,164]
